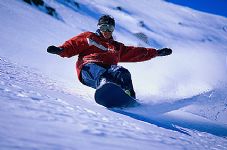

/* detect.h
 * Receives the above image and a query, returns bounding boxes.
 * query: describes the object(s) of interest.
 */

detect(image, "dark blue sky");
[165,0,227,18]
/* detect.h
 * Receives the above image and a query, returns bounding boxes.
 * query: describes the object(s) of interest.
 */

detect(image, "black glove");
[157,48,172,56]
[47,45,63,54]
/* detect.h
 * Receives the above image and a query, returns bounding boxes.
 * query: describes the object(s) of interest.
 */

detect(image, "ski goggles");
[98,24,115,32]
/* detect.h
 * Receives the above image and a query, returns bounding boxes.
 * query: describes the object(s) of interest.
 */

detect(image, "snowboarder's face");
[101,31,113,39]
[99,24,114,39]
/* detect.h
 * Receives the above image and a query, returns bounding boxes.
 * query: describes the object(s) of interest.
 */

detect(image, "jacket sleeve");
[119,44,158,62]
[58,32,90,58]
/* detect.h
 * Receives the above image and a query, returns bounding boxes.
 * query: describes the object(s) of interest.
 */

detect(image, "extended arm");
[47,32,90,58]
[120,45,158,62]
[119,44,172,62]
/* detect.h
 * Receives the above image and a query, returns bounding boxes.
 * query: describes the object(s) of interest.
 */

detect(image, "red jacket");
[59,31,158,81]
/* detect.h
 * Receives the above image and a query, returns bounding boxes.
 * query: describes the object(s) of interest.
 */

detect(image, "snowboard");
[95,82,138,108]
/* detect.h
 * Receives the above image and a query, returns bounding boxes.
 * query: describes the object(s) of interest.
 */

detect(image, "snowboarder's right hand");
[47,45,63,55]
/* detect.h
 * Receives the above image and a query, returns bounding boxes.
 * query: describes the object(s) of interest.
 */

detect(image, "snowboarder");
[47,15,172,99]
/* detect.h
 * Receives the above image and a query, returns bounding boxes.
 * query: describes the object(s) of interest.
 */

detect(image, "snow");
[0,0,227,149]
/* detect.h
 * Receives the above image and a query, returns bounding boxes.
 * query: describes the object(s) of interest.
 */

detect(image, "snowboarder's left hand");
[157,48,172,56]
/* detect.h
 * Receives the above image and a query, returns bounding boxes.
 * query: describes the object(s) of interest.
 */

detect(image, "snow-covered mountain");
[0,0,227,149]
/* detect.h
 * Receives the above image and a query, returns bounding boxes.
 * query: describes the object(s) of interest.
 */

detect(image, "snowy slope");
[1,57,227,149]
[0,0,227,149]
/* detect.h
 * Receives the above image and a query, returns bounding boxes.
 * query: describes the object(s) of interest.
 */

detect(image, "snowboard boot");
[124,89,136,99]
[125,90,131,97]
[97,77,108,88]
